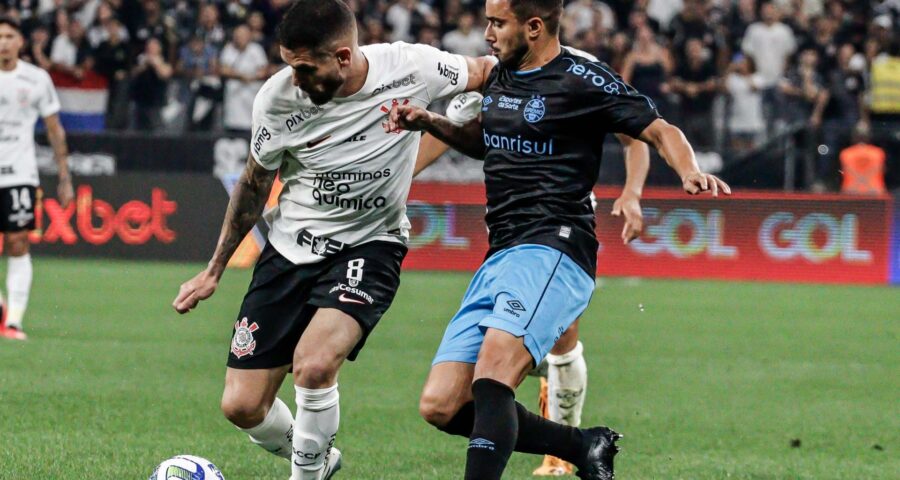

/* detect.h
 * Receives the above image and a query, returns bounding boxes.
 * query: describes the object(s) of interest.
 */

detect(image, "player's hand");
[173,269,219,314]
[57,176,74,208]
[681,172,732,197]
[612,192,643,244]
[385,104,433,133]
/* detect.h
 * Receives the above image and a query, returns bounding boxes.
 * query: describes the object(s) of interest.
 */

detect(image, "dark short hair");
[0,16,22,34]
[276,0,356,52]
[510,0,563,35]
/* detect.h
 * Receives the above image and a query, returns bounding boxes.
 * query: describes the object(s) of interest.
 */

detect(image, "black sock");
[465,379,518,480]
[441,400,585,465]
[513,402,585,465]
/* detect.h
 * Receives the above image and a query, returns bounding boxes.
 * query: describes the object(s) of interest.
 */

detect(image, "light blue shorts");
[432,244,595,366]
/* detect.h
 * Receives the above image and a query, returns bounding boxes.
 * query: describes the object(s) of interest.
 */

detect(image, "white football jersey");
[251,42,469,265]
[0,61,61,188]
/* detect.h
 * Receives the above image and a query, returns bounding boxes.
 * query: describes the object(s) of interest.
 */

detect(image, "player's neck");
[335,48,368,98]
[0,57,17,72]
[517,38,561,72]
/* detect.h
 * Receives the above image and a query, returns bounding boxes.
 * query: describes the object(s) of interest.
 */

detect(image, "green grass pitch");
[0,258,897,479]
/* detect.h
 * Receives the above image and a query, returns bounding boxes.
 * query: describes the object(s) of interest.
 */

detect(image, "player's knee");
[294,357,340,389]
[418,391,456,428]
[220,395,267,429]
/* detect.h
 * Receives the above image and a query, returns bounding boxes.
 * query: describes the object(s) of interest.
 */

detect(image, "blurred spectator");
[132,0,177,63]
[386,0,434,43]
[741,1,796,88]
[94,18,131,129]
[671,38,719,150]
[807,16,839,75]
[178,34,220,132]
[562,0,615,38]
[728,0,759,52]
[87,1,129,48]
[362,17,389,45]
[416,24,440,48]
[669,0,718,64]
[196,3,226,50]
[247,10,269,49]
[25,25,53,70]
[50,16,92,81]
[779,47,827,187]
[646,0,684,32]
[818,43,865,190]
[442,10,486,57]
[131,37,173,131]
[222,0,251,30]
[219,24,267,136]
[622,25,673,116]
[725,55,766,151]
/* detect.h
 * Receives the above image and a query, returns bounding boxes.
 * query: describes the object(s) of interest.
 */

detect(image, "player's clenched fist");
[385,104,433,133]
[681,172,731,197]
[173,269,219,314]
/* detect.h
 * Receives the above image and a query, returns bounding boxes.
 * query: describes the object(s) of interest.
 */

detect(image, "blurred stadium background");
[0,0,898,478]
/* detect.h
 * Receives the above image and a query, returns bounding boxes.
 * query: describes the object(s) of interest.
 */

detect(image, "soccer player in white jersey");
[0,17,73,341]
[172,1,495,478]
[415,90,648,476]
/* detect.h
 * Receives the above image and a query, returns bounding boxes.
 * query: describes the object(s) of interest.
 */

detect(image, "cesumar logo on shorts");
[523,96,546,123]
[231,317,260,358]
[372,73,417,96]
[329,283,374,304]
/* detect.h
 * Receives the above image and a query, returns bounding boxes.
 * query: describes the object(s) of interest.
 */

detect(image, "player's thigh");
[303,241,407,370]
[292,307,363,387]
[221,365,290,427]
[550,318,580,355]
[420,361,475,425]
[3,230,30,256]
[227,245,318,370]
[473,327,534,388]
[482,244,593,366]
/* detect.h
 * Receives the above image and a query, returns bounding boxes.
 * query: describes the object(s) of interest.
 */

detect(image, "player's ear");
[525,17,544,40]
[335,47,352,66]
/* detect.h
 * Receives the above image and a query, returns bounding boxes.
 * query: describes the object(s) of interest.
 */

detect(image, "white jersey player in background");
[0,17,73,341]
[414,88,649,476]
[173,1,494,479]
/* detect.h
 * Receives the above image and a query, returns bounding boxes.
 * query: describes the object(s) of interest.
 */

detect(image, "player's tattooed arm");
[43,114,73,207]
[637,119,732,197]
[612,134,649,244]
[173,155,276,314]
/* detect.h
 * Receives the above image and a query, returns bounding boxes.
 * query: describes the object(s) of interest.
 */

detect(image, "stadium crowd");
[1,0,898,190]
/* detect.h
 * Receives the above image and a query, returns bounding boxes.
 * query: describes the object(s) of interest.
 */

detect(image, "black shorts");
[0,185,37,232]
[227,240,407,369]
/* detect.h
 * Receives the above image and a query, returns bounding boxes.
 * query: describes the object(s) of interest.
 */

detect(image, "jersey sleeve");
[577,63,661,138]
[37,70,61,118]
[404,43,470,102]
[250,89,285,170]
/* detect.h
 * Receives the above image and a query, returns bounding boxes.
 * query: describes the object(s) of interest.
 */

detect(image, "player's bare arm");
[173,155,276,314]
[414,133,450,177]
[612,134,649,244]
[43,113,73,207]
[638,118,732,197]
[463,55,497,92]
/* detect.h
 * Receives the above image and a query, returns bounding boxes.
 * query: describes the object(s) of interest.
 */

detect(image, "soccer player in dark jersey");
[387,1,731,479]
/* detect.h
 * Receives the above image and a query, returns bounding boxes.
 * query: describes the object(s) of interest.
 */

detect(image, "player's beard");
[307,75,345,106]
[497,33,530,70]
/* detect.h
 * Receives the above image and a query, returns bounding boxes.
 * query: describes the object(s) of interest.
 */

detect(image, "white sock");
[6,254,32,330]
[291,384,339,480]
[546,341,587,427]
[238,397,294,459]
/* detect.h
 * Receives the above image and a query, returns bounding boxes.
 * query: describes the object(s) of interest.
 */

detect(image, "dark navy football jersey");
[479,47,662,276]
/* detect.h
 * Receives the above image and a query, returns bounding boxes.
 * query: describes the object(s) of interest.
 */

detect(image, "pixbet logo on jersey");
[284,105,325,132]
[372,73,417,96]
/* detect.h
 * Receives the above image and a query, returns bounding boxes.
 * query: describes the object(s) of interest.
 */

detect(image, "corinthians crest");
[231,317,260,358]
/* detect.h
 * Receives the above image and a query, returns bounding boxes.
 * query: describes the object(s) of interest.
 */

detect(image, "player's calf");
[221,367,294,459]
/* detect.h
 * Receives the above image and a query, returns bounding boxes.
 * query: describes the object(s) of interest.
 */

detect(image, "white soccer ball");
[148,455,224,480]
